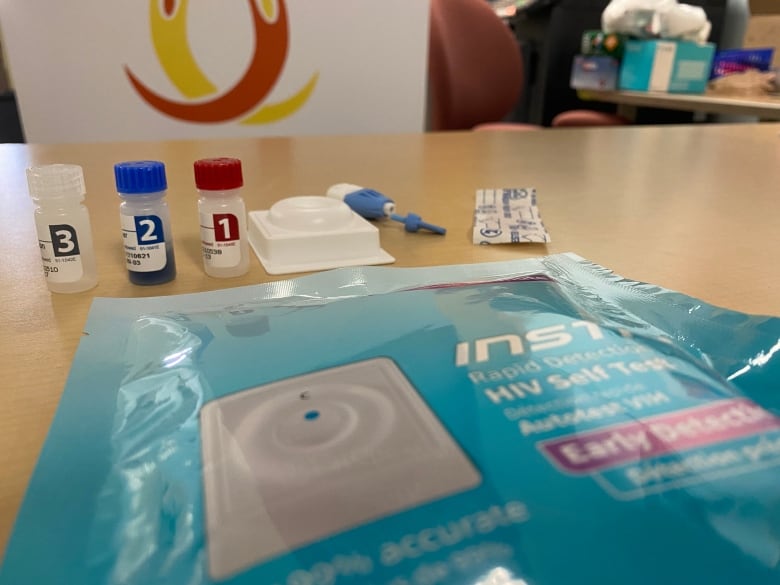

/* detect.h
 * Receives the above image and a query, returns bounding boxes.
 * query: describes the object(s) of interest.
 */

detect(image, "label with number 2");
[122,214,167,272]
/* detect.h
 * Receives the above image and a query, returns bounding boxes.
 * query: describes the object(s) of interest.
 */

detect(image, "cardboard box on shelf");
[745,18,780,68]
[747,0,780,68]
[750,0,780,15]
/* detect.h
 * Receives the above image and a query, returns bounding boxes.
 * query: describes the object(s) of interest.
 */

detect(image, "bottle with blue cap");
[114,160,177,285]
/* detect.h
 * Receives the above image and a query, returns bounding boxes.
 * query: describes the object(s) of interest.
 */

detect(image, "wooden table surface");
[581,89,780,119]
[1,124,780,558]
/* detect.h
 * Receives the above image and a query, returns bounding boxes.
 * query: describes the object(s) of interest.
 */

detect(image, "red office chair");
[427,0,626,130]
[551,110,630,127]
[427,0,537,131]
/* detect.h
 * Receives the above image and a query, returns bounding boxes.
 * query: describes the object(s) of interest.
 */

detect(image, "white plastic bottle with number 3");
[26,164,98,293]
[194,158,249,278]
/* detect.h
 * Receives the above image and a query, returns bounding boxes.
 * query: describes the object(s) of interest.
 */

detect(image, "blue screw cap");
[114,160,168,194]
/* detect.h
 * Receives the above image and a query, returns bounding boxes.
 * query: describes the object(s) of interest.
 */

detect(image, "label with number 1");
[39,223,84,282]
[122,214,167,271]
[200,212,240,268]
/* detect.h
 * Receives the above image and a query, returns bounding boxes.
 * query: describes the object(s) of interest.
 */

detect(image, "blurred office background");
[0,0,777,142]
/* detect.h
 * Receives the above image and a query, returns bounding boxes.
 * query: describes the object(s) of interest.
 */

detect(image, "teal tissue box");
[619,39,715,93]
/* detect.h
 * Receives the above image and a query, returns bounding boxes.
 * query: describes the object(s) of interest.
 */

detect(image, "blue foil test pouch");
[2,253,779,585]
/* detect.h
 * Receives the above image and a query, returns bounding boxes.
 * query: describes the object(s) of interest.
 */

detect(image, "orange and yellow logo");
[125,0,318,124]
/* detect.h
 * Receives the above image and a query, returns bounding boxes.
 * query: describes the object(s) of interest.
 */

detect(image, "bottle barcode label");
[122,214,167,272]
[39,223,84,282]
[200,212,241,268]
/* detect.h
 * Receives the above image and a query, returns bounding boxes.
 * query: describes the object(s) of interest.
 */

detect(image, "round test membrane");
[267,196,353,232]
[232,383,397,482]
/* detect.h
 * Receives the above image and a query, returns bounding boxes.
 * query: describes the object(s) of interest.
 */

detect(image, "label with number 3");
[121,214,167,272]
[200,212,241,268]
[38,223,84,282]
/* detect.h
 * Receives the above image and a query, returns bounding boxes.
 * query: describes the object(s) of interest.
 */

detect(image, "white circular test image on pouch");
[233,383,396,481]
[200,358,482,581]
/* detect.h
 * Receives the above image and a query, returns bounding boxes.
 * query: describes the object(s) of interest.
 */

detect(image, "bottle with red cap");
[194,157,250,278]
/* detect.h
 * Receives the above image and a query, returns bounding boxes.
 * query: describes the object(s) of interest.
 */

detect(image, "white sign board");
[0,0,430,142]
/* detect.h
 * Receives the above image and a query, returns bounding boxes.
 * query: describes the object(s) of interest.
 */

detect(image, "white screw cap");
[26,164,86,200]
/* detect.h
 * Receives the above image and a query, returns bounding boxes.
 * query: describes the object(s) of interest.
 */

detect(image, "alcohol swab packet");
[472,188,551,245]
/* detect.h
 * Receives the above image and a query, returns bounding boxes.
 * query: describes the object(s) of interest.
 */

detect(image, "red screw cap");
[194,158,244,191]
